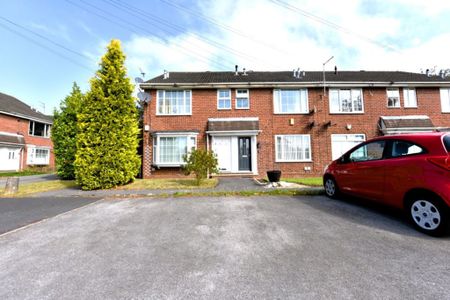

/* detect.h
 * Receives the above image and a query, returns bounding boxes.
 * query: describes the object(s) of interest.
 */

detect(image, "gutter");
[0,110,53,124]
[140,81,450,89]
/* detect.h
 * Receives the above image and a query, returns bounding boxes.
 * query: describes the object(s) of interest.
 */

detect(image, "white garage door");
[331,134,366,160]
[0,147,21,171]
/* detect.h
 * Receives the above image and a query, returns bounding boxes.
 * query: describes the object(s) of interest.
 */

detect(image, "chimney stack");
[235,65,239,75]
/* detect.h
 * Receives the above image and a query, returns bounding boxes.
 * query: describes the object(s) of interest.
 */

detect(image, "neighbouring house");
[139,69,450,178]
[0,92,54,172]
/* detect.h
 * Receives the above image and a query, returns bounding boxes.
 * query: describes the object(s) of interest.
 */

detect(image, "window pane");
[350,141,385,162]
[440,89,450,112]
[159,137,188,163]
[157,90,191,115]
[276,135,311,161]
[330,89,339,112]
[391,141,424,157]
[340,90,351,112]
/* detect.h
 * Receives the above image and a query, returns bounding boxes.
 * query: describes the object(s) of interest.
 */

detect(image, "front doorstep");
[212,172,256,178]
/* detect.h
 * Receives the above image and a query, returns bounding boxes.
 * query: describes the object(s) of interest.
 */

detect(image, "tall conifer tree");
[75,39,140,190]
[52,82,84,179]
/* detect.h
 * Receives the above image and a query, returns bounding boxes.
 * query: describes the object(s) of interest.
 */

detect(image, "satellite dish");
[137,91,150,103]
[135,77,144,84]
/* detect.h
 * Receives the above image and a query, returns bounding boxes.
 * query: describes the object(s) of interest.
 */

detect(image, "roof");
[0,92,52,124]
[143,71,450,87]
[379,115,435,135]
[208,118,259,132]
[0,132,25,146]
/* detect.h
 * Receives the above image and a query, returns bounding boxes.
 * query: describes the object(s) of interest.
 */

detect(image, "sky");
[1,0,450,115]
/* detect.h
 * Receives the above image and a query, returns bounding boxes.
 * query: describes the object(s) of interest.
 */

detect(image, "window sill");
[217,108,232,110]
[386,106,401,109]
[235,107,250,110]
[404,107,418,109]
[275,160,313,163]
[329,112,364,114]
[156,114,192,116]
[273,112,309,115]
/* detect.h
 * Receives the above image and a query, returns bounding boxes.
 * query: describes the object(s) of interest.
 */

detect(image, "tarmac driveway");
[1,195,449,299]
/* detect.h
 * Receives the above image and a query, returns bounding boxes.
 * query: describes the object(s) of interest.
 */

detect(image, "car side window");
[391,140,425,158]
[349,141,385,162]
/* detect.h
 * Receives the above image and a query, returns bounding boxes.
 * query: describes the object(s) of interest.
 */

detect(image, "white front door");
[212,136,232,172]
[0,147,21,171]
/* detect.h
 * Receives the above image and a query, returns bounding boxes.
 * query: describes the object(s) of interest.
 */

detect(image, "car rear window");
[444,134,450,152]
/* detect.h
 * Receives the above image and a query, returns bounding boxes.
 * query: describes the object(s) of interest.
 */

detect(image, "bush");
[74,40,141,190]
[183,149,218,185]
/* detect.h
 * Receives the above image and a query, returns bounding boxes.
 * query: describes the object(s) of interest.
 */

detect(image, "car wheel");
[324,176,339,198]
[407,195,448,236]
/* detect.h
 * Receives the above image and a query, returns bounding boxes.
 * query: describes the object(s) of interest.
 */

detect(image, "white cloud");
[121,0,450,78]
[30,22,72,43]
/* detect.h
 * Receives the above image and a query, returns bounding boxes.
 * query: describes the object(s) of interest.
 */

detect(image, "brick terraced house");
[0,92,53,171]
[140,70,450,178]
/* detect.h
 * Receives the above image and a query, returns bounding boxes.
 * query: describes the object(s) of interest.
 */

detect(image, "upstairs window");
[29,121,51,137]
[329,89,364,113]
[157,90,192,115]
[440,88,450,113]
[217,89,231,110]
[387,88,400,108]
[403,88,417,108]
[235,89,249,109]
[273,89,308,114]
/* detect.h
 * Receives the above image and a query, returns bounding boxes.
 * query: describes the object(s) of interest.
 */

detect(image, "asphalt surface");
[1,195,449,299]
[0,174,59,187]
[0,197,99,234]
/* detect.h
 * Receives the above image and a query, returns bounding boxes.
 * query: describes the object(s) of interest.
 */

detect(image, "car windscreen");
[444,134,450,153]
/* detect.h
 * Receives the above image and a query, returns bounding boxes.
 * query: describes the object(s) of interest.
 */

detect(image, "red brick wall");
[142,87,450,178]
[0,113,54,170]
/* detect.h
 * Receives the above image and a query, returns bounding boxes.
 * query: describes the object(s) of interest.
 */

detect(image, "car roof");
[368,132,449,155]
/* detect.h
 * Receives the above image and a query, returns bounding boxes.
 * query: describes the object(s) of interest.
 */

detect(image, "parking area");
[0,196,99,234]
[0,195,449,299]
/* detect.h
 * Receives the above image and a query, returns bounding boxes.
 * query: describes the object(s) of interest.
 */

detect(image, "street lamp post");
[323,56,334,97]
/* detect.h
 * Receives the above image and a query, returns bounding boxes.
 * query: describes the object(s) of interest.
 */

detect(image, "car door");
[335,140,387,201]
[381,139,426,207]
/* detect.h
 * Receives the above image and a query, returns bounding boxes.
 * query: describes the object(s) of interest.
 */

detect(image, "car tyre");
[324,176,339,199]
[407,194,449,236]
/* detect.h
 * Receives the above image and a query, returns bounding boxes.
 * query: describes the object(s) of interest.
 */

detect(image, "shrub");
[74,40,141,190]
[183,149,218,186]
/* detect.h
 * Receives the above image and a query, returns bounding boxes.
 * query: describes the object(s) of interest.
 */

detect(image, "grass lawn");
[115,178,219,190]
[0,170,50,177]
[0,180,77,197]
[283,177,323,186]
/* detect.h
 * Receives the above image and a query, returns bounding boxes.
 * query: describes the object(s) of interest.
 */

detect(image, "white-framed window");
[156,90,192,115]
[386,88,400,108]
[27,146,50,165]
[29,121,51,138]
[329,89,364,113]
[403,88,417,108]
[235,89,249,109]
[275,135,311,162]
[440,88,450,112]
[217,89,231,110]
[331,134,366,160]
[273,89,309,114]
[153,134,197,166]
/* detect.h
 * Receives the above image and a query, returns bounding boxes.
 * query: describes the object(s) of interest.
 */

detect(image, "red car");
[323,132,450,236]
